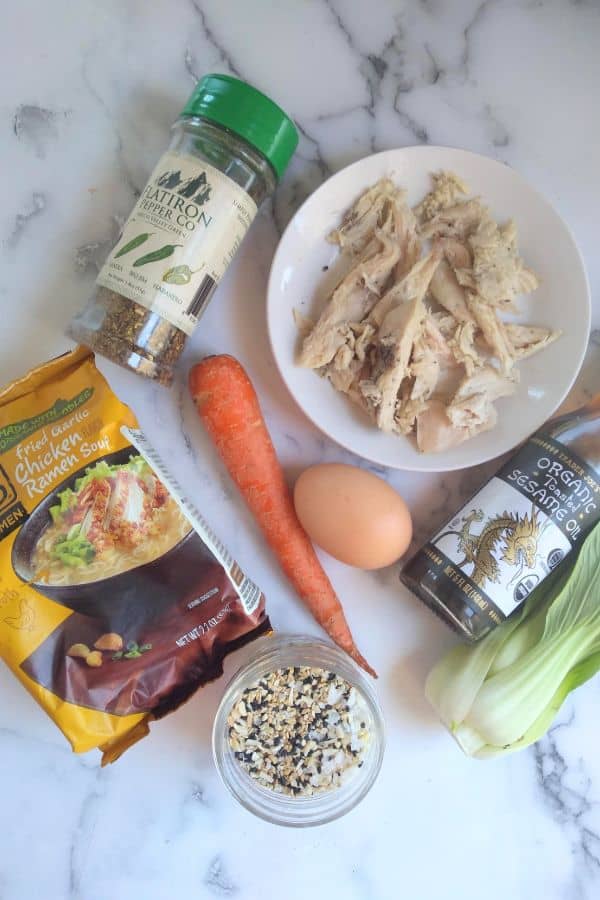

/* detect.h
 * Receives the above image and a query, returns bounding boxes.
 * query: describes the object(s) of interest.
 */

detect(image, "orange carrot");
[189,355,376,678]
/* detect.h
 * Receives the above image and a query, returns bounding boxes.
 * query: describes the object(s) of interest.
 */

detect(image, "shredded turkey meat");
[297,170,561,454]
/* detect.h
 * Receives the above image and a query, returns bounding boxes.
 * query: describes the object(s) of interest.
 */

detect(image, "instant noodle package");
[0,347,270,763]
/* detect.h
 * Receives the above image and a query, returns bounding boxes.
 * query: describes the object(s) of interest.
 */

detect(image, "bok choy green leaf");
[425,523,600,758]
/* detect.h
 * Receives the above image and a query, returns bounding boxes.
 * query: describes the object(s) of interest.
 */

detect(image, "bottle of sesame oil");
[401,395,600,641]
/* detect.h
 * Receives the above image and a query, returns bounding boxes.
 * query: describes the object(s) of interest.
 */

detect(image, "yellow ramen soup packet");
[0,348,269,762]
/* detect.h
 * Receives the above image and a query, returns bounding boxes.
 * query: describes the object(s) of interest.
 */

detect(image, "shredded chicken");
[431,312,457,337]
[468,217,539,311]
[394,204,421,281]
[332,341,355,373]
[420,198,486,241]
[298,169,558,454]
[327,357,363,396]
[300,188,418,369]
[464,292,515,373]
[394,326,442,435]
[415,366,518,452]
[416,399,498,453]
[447,366,519,429]
[505,323,562,359]
[328,178,399,255]
[415,171,469,222]
[448,321,481,375]
[437,237,472,269]
[352,321,376,361]
[299,231,400,368]
[421,316,455,364]
[410,343,440,402]
[292,308,315,337]
[429,259,475,324]
[363,251,440,432]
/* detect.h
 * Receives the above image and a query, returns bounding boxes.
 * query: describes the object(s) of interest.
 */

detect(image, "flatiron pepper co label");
[96,151,257,335]
[427,436,600,623]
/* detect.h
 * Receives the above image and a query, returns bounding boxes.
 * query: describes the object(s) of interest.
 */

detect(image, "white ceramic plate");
[267,147,591,471]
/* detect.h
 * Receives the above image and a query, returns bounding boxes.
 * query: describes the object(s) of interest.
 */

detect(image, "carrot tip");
[349,648,378,679]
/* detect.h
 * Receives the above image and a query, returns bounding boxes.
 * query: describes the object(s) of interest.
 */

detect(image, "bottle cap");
[181,74,298,179]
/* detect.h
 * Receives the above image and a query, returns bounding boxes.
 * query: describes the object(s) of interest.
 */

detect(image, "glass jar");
[212,634,385,827]
[68,74,298,386]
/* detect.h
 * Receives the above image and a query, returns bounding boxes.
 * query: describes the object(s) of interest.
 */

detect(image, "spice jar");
[69,74,298,385]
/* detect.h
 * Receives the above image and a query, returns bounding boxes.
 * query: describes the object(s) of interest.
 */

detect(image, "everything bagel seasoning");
[226,666,371,797]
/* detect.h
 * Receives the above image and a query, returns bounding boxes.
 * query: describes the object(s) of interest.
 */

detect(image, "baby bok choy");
[426,522,600,758]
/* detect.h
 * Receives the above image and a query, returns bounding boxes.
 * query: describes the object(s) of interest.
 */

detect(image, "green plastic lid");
[181,74,298,179]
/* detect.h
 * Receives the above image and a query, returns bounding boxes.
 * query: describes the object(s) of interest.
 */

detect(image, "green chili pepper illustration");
[162,264,198,285]
[114,232,153,258]
[133,244,182,267]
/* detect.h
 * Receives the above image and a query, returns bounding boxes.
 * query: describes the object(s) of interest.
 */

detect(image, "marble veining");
[13,104,66,159]
[6,192,47,249]
[534,715,600,887]
[204,856,238,896]
[1,0,600,898]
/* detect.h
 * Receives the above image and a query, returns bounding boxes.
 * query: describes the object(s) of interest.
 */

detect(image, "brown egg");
[293,463,412,570]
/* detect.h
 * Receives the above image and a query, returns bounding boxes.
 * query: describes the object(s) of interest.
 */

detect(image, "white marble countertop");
[2,1,600,898]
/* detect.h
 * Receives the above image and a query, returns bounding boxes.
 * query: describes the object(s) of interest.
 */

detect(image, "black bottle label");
[409,434,600,632]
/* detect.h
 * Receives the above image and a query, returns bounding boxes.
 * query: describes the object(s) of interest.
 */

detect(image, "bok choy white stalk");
[425,523,600,758]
